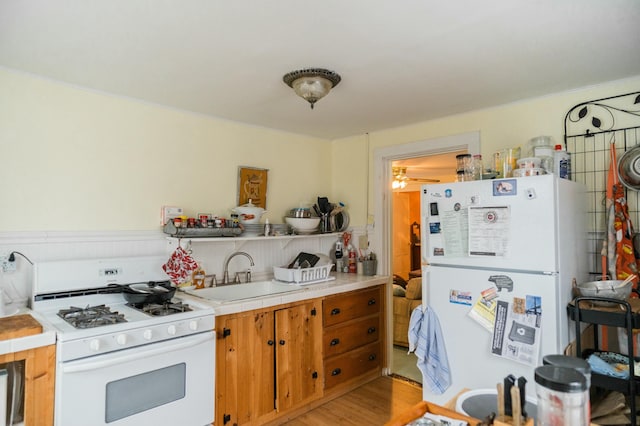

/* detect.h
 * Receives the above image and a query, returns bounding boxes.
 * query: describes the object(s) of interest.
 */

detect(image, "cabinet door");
[275,301,323,411]
[216,310,275,426]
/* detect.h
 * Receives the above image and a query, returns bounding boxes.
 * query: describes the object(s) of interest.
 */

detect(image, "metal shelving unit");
[567,298,640,425]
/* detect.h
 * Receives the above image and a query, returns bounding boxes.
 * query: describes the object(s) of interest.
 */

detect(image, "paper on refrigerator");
[491,296,542,367]
[467,287,499,332]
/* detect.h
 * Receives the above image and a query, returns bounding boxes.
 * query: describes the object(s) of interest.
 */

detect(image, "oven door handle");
[61,332,214,374]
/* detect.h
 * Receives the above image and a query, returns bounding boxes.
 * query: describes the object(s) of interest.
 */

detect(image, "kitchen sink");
[185,280,304,302]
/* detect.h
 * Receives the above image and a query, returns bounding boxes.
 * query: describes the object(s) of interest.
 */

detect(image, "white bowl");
[285,217,320,234]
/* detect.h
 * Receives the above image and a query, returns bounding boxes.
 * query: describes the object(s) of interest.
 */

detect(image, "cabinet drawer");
[323,315,380,357]
[324,341,381,390]
[323,286,382,327]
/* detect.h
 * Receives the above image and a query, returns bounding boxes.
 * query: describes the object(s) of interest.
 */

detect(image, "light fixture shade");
[392,166,408,189]
[283,68,341,109]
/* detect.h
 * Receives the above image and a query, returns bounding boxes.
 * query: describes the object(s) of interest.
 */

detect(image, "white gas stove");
[31,256,216,426]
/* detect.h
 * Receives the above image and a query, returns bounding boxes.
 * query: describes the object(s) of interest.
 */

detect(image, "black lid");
[535,365,587,393]
[542,354,591,375]
[456,154,472,159]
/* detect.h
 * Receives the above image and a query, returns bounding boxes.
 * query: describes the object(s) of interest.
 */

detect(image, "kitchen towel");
[408,305,451,394]
[163,246,199,285]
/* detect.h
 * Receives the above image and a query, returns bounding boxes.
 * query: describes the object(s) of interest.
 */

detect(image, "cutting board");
[0,314,43,341]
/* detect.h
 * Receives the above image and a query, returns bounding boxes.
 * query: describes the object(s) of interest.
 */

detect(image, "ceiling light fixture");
[283,68,341,109]
[392,167,408,189]
[392,166,441,190]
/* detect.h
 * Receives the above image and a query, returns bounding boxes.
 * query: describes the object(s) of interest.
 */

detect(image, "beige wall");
[2,68,639,233]
[0,69,332,231]
[332,76,640,222]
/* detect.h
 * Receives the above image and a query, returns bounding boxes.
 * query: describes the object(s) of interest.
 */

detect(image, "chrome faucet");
[222,251,255,284]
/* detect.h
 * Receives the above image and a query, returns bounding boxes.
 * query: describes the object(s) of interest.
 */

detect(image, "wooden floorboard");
[281,376,423,426]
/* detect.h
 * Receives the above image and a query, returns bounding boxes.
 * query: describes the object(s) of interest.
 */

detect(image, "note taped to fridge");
[440,209,469,256]
[468,206,510,256]
[491,295,542,367]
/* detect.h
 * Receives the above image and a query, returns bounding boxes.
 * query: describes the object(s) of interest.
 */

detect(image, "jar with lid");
[535,365,589,426]
[471,154,483,180]
[456,153,473,173]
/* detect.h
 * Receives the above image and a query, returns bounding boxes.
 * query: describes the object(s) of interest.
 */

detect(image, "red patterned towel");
[163,246,198,284]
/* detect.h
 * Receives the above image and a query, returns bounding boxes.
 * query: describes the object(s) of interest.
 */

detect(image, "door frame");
[373,131,480,375]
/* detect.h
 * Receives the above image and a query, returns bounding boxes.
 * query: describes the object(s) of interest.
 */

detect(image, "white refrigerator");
[420,174,587,404]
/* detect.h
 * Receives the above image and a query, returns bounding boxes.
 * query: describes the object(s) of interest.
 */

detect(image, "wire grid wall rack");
[563,91,640,279]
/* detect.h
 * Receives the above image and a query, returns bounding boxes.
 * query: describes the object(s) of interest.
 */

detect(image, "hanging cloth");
[603,142,617,280]
[603,141,639,291]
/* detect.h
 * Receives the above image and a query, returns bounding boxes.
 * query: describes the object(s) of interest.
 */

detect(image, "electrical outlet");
[0,255,16,273]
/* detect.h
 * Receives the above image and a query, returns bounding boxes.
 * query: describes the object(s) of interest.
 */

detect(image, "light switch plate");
[358,235,369,250]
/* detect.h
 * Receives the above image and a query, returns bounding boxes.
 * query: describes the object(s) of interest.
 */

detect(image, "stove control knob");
[116,334,127,345]
[143,330,153,340]
[189,320,198,331]
[89,339,101,352]
[167,325,177,336]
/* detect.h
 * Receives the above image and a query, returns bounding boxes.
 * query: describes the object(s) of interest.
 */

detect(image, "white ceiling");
[1,1,639,140]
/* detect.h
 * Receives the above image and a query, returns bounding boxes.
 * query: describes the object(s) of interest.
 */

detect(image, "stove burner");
[128,301,193,317]
[57,304,127,329]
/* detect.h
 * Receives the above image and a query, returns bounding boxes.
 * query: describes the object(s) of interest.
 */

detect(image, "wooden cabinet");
[0,344,56,426]
[215,299,322,425]
[322,286,383,391]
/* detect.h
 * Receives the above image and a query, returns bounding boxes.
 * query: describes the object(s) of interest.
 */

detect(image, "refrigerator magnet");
[429,222,441,233]
[493,179,517,196]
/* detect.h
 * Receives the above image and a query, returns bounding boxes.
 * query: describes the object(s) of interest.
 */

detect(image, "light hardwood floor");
[281,376,423,425]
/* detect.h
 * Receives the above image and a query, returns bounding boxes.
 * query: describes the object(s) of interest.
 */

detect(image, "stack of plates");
[271,223,289,235]
[242,223,290,237]
[242,224,263,237]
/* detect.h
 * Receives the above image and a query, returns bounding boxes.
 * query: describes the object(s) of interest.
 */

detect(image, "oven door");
[56,331,215,426]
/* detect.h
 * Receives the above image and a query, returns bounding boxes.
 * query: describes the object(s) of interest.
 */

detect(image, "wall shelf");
[166,232,343,251]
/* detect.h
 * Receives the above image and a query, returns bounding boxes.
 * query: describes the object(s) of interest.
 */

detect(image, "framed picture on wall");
[237,166,268,208]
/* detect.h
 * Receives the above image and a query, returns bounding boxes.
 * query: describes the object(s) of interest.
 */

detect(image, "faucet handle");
[233,272,242,284]
[208,274,217,287]
[245,269,252,283]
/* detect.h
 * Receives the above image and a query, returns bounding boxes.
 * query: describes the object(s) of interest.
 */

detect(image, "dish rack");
[273,264,334,285]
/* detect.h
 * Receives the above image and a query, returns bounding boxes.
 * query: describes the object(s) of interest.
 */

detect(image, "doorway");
[373,131,481,384]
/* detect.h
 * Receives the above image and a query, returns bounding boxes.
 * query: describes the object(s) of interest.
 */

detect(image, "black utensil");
[317,197,330,213]
[504,374,516,417]
[518,376,527,419]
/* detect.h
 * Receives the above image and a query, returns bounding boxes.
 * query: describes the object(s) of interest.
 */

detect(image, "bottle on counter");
[335,240,344,272]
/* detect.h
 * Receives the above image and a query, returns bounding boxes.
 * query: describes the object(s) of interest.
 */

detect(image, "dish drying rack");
[273,264,334,285]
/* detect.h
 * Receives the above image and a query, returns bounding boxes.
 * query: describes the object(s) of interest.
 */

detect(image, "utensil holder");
[363,259,377,276]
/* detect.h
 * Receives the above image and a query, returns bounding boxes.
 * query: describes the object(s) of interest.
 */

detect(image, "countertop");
[0,308,57,356]
[178,273,390,315]
[0,274,389,353]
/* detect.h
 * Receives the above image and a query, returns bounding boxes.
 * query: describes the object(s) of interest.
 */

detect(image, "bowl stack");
[285,216,321,234]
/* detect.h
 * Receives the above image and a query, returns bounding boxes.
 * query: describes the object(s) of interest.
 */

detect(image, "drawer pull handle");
[331,368,342,376]
[330,338,340,346]
[267,340,274,346]
[312,371,318,379]
[331,308,341,315]
[368,354,377,361]
[279,339,286,345]
[368,299,376,306]
[367,327,376,334]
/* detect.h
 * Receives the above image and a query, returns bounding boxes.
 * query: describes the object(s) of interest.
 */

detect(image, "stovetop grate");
[57,304,127,329]
[127,301,193,317]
